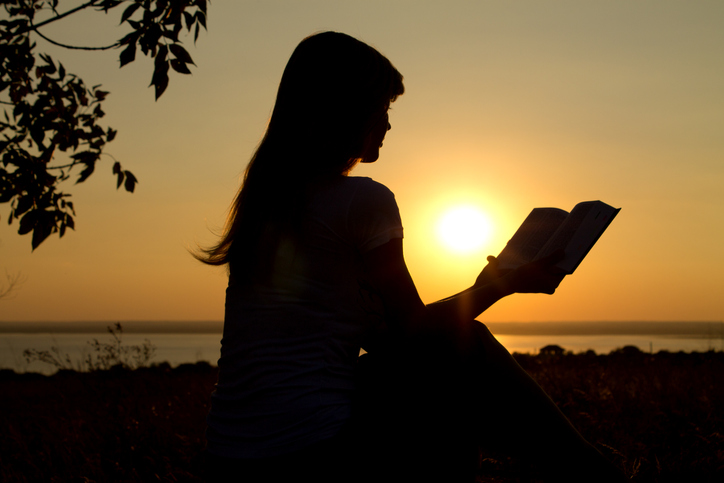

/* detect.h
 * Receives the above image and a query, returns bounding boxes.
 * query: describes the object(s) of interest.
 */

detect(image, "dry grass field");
[1,349,722,482]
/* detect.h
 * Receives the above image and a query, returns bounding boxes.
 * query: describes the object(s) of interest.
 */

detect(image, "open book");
[496,200,620,274]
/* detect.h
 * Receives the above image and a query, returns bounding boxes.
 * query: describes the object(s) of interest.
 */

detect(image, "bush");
[23,323,156,372]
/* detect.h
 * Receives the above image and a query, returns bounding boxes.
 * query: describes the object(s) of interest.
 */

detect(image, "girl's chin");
[360,153,379,163]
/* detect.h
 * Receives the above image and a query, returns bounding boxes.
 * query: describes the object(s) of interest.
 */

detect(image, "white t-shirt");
[206,176,404,458]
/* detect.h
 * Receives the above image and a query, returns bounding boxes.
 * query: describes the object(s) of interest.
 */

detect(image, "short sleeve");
[346,179,404,253]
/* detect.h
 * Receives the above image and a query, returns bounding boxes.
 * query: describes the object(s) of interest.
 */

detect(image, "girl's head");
[196,32,404,270]
[262,31,404,174]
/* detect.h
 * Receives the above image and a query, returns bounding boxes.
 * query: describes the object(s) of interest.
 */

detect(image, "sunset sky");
[1,1,722,325]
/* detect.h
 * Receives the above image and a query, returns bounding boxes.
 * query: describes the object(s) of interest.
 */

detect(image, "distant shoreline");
[0,321,224,334]
[1,320,722,337]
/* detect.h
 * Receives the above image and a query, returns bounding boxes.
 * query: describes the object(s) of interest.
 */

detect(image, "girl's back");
[206,176,402,459]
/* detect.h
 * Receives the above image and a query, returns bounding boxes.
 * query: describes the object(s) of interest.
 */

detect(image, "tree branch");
[33,29,119,51]
[100,152,120,163]
[14,1,102,36]
[47,162,79,170]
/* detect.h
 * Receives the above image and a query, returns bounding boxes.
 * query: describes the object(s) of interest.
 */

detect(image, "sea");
[1,321,722,375]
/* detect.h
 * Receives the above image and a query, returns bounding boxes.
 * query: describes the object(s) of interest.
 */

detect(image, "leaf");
[169,44,195,65]
[36,57,56,76]
[121,2,141,24]
[183,11,194,31]
[0,171,13,203]
[196,11,206,29]
[123,170,137,193]
[116,171,125,189]
[30,124,45,148]
[152,65,169,99]
[19,210,37,236]
[60,212,75,237]
[31,216,55,250]
[76,163,96,184]
[155,44,169,64]
[93,104,105,118]
[73,152,100,184]
[170,59,191,74]
[151,46,170,99]
[141,23,163,56]
[94,90,109,101]
[112,160,124,186]
[162,28,180,43]
[119,30,140,46]
[15,195,33,218]
[119,41,137,67]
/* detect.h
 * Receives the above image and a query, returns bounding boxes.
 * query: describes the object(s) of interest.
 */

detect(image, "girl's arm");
[361,238,564,337]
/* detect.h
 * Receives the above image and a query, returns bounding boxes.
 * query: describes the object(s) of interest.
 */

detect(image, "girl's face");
[359,108,391,164]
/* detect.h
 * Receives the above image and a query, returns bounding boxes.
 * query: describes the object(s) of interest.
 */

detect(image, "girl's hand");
[474,255,509,287]
[501,250,566,295]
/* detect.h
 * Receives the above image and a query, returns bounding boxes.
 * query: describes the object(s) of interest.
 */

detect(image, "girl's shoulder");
[332,176,395,199]
[309,176,399,217]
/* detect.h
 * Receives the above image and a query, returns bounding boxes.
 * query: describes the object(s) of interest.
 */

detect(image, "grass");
[22,323,156,372]
[509,349,724,482]
[1,350,722,482]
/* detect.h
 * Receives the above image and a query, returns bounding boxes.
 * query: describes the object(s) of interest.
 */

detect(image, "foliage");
[0,0,208,249]
[23,322,156,370]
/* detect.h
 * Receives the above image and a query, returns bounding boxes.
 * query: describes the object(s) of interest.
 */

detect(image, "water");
[2,329,721,375]
[1,333,222,375]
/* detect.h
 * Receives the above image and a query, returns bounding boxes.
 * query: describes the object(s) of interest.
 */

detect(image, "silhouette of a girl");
[197,31,628,483]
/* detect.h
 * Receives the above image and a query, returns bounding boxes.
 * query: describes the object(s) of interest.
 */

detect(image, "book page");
[496,208,569,270]
[536,201,620,273]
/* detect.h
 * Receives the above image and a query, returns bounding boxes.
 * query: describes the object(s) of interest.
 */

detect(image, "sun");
[436,205,492,254]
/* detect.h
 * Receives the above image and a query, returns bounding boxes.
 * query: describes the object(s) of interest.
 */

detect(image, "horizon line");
[0,320,722,336]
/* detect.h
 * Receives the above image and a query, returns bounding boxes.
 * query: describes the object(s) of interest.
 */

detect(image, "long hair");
[195,32,404,277]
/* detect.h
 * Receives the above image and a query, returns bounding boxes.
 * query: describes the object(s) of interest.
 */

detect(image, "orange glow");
[1,2,722,324]
[436,205,492,255]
